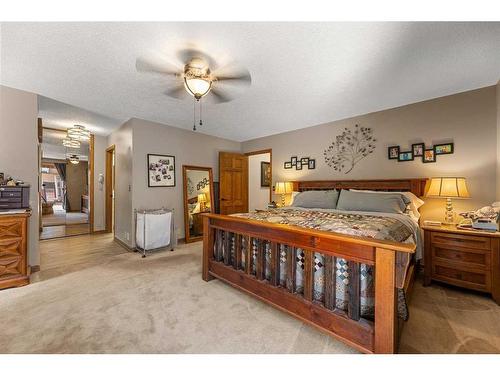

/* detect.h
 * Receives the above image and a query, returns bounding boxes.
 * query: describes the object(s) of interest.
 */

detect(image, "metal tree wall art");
[323,124,376,174]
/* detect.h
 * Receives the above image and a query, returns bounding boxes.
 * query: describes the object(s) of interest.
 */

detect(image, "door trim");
[105,145,116,234]
[244,148,272,203]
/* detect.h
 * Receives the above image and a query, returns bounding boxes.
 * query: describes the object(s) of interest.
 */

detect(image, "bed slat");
[270,242,280,286]
[348,261,361,321]
[324,255,336,310]
[286,246,297,293]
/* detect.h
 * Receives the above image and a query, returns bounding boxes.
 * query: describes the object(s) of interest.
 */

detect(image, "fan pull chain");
[193,98,197,131]
[199,99,203,127]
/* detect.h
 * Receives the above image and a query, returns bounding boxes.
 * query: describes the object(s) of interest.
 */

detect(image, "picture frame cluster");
[284,156,316,170]
[147,153,176,187]
[388,142,453,163]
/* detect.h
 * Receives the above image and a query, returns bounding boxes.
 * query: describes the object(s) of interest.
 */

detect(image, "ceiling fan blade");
[213,63,251,86]
[136,57,179,77]
[208,88,235,104]
[177,48,217,69]
[163,86,188,100]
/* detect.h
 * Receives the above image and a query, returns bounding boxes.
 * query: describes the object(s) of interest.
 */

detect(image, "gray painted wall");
[242,86,498,222]
[92,135,107,231]
[130,118,241,243]
[107,120,134,246]
[0,85,39,266]
[497,81,500,201]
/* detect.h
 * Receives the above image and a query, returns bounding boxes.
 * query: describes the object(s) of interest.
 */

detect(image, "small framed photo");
[308,159,316,169]
[434,143,454,155]
[295,162,302,170]
[388,146,400,160]
[300,157,309,165]
[423,148,436,163]
[398,151,413,162]
[412,143,425,157]
[148,154,175,187]
[291,156,297,166]
[284,162,292,169]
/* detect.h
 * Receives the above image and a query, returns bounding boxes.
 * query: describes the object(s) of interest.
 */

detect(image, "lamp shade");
[426,177,470,198]
[275,181,293,194]
[197,193,207,203]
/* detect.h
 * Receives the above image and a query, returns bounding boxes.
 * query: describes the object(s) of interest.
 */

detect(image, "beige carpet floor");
[0,236,356,354]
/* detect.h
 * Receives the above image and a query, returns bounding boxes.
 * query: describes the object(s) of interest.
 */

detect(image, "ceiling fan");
[136,48,252,130]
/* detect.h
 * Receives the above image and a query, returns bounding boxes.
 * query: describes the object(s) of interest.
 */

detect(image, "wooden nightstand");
[422,224,500,304]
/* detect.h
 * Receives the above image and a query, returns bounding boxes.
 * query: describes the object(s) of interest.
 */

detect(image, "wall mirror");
[182,165,215,243]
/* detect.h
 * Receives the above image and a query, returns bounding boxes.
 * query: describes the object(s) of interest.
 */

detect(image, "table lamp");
[425,177,470,224]
[274,181,293,207]
[197,193,207,212]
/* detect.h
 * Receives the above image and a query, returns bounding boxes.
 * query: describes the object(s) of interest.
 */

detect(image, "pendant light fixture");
[67,125,90,141]
[62,137,81,148]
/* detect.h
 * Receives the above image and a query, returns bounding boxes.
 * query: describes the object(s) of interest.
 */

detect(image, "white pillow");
[288,191,300,206]
[350,189,424,219]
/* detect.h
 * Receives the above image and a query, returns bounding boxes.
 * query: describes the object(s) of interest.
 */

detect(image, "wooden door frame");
[105,145,116,234]
[39,126,95,233]
[244,148,272,203]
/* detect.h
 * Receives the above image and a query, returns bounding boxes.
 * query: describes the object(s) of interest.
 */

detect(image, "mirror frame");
[182,165,215,243]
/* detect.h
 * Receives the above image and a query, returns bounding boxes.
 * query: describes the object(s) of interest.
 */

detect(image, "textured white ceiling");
[1,22,499,141]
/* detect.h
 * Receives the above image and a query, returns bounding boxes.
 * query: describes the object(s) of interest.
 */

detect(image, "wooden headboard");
[292,178,428,197]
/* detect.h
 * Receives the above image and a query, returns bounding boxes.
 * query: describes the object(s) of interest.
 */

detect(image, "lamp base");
[443,197,455,224]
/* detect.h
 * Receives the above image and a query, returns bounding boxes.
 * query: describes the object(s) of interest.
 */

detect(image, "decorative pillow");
[290,190,339,209]
[350,189,424,219]
[336,189,410,214]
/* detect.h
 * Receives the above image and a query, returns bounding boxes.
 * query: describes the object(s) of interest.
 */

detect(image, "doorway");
[39,128,94,240]
[245,149,272,211]
[105,145,115,234]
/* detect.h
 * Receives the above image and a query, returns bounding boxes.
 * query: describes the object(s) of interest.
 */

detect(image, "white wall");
[0,85,39,266]
[242,86,498,221]
[248,153,271,211]
[93,135,107,231]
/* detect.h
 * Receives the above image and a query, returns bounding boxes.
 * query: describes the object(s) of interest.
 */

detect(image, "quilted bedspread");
[232,208,418,320]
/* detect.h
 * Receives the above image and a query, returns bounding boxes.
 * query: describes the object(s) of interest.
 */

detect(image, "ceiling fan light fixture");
[67,125,90,141]
[184,77,212,100]
[68,154,80,165]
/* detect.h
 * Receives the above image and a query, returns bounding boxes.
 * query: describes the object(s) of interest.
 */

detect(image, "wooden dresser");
[0,211,30,290]
[423,224,500,304]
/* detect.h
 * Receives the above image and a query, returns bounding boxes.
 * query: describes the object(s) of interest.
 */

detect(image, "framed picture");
[291,156,298,166]
[434,143,454,155]
[423,148,436,163]
[147,154,175,187]
[398,151,413,162]
[295,162,302,170]
[284,162,292,169]
[260,161,271,187]
[388,146,400,160]
[308,159,316,169]
[300,157,309,165]
[412,143,425,157]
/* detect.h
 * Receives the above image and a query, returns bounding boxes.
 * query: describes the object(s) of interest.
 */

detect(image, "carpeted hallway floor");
[1,234,499,353]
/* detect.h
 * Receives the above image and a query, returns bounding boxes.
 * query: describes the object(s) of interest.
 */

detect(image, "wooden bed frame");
[202,178,427,353]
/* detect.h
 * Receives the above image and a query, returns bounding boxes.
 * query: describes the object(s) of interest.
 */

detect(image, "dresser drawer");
[432,245,490,269]
[431,232,490,250]
[432,263,490,291]
[0,191,22,198]
[0,197,22,203]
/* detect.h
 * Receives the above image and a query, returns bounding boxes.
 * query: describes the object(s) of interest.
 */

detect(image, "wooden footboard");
[202,213,416,354]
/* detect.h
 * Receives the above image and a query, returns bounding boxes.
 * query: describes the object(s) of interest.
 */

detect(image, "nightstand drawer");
[431,232,490,250]
[432,264,490,291]
[432,245,490,269]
